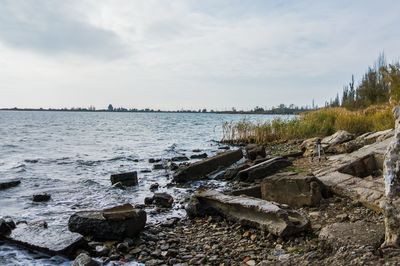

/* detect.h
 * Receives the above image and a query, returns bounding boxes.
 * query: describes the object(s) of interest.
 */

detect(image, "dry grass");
[222,105,394,144]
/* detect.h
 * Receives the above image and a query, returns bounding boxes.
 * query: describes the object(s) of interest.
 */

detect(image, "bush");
[222,105,394,144]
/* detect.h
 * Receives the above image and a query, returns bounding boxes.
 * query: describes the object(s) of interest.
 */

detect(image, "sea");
[0,111,291,265]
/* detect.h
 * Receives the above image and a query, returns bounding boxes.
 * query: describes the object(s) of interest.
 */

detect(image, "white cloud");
[1,0,400,109]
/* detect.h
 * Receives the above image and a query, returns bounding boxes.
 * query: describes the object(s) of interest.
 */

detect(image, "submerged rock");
[174,149,243,183]
[32,193,51,202]
[68,203,146,240]
[190,153,208,159]
[0,179,21,190]
[186,189,310,237]
[110,172,138,187]
[237,157,292,182]
[0,218,13,236]
[261,173,326,207]
[171,156,189,162]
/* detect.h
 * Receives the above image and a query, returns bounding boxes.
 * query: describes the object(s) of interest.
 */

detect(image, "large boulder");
[110,172,138,187]
[0,179,21,190]
[260,173,326,207]
[231,185,262,199]
[68,204,146,240]
[174,149,243,183]
[186,189,310,237]
[237,157,292,182]
[3,221,85,258]
[319,221,384,249]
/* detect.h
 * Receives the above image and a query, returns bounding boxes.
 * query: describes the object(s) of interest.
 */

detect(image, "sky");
[1,0,400,111]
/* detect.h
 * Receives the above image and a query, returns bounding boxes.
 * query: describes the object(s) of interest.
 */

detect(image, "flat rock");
[68,203,146,240]
[237,157,292,182]
[174,149,243,183]
[231,185,262,198]
[261,174,325,207]
[110,172,138,187]
[0,179,21,190]
[186,189,310,237]
[322,130,354,146]
[319,221,384,248]
[2,222,85,258]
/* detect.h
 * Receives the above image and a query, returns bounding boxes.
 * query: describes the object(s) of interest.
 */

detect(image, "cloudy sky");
[1,0,400,110]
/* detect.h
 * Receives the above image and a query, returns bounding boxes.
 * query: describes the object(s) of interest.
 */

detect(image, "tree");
[108,104,114,111]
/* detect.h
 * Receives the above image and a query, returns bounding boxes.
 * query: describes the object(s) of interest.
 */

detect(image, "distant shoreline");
[0,108,303,115]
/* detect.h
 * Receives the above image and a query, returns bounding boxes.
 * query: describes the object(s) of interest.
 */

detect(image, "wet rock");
[219,146,230,150]
[245,144,266,161]
[4,222,85,257]
[0,219,13,236]
[186,189,310,237]
[116,242,129,253]
[0,179,21,190]
[153,193,174,208]
[174,149,243,183]
[237,157,292,182]
[110,171,138,187]
[168,162,179,171]
[260,174,326,207]
[140,169,152,173]
[153,164,165,170]
[32,193,51,202]
[72,253,100,266]
[149,158,162,163]
[112,182,126,190]
[190,153,208,159]
[171,156,190,162]
[68,203,146,240]
[150,183,159,191]
[319,221,384,249]
[144,197,154,205]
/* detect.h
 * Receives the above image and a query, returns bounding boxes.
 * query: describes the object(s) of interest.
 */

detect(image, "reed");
[222,105,394,144]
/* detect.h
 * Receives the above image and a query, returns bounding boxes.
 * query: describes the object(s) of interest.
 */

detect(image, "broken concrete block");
[237,157,292,182]
[110,172,138,187]
[3,222,85,258]
[186,189,310,237]
[261,174,325,207]
[68,204,146,241]
[174,149,243,183]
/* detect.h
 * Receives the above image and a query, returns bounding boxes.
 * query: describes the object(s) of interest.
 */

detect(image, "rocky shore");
[2,128,400,265]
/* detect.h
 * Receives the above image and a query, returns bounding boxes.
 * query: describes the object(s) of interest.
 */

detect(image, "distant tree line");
[327,53,400,109]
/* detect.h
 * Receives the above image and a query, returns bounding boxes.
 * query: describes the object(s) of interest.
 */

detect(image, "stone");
[186,189,310,237]
[110,172,138,187]
[72,253,100,266]
[190,153,208,159]
[231,186,262,198]
[144,197,154,205]
[0,179,21,190]
[150,183,159,191]
[95,245,109,256]
[300,137,321,157]
[153,164,165,170]
[153,193,174,208]
[237,157,292,182]
[260,174,326,207]
[218,163,251,180]
[112,182,125,189]
[32,193,51,202]
[174,149,243,183]
[319,221,384,249]
[149,158,161,163]
[245,144,267,161]
[171,156,190,162]
[4,222,85,258]
[68,203,146,240]
[322,130,355,146]
[0,219,12,236]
